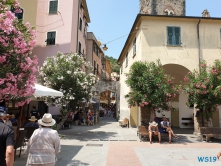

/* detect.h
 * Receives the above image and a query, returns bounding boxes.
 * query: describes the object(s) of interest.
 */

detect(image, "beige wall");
[119,16,221,127]
[19,0,38,26]
[130,106,138,127]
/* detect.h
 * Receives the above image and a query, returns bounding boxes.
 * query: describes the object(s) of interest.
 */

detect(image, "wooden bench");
[137,126,171,141]
[200,127,221,142]
[181,117,194,126]
[119,118,129,128]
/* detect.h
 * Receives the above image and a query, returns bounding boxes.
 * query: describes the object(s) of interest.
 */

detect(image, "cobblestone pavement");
[14,117,221,166]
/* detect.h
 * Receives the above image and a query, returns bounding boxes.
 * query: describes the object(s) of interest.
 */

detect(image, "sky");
[86,0,221,60]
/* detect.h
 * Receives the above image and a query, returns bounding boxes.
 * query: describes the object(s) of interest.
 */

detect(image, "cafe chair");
[24,126,36,142]
[14,130,27,160]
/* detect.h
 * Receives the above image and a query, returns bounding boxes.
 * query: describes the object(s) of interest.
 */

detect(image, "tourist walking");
[0,108,14,166]
[25,116,39,128]
[26,113,60,166]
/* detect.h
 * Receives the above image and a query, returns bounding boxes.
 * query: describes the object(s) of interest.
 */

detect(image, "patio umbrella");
[33,83,63,97]
[16,84,63,140]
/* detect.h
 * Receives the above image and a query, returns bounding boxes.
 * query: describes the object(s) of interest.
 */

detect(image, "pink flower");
[184,77,188,82]
[144,102,149,105]
[0,56,6,63]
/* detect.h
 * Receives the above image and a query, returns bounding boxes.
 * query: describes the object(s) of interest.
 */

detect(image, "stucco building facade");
[17,0,90,115]
[87,32,106,80]
[117,14,221,130]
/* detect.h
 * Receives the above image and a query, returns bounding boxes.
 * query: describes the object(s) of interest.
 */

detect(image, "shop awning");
[111,100,116,104]
[100,100,108,104]
[33,83,63,97]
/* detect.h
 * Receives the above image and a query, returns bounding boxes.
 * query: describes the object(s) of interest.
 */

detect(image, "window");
[11,6,24,20]
[46,31,56,45]
[167,27,181,46]
[93,45,97,55]
[133,37,136,55]
[79,18,82,31]
[49,0,58,14]
[97,64,99,74]
[126,52,128,67]
[94,61,96,74]
[121,64,123,74]
[78,42,81,54]
[220,29,221,45]
[97,50,100,57]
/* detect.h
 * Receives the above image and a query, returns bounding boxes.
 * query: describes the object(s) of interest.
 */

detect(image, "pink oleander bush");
[183,60,221,120]
[0,0,38,106]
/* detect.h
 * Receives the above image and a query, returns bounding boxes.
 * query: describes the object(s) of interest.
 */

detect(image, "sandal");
[174,135,178,139]
[168,140,171,144]
[150,141,153,144]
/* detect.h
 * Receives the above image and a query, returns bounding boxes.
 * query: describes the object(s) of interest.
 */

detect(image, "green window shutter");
[46,31,56,45]
[220,29,221,41]
[126,53,128,66]
[49,1,58,14]
[167,27,173,45]
[174,27,181,45]
[79,18,82,31]
[133,38,136,54]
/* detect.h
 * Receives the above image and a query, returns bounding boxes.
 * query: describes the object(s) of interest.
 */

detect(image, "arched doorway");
[157,64,193,129]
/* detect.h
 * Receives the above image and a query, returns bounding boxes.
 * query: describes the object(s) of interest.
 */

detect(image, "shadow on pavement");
[58,117,121,141]
[55,145,87,166]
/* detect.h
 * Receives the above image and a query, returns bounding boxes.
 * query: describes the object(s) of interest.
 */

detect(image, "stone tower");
[139,0,186,16]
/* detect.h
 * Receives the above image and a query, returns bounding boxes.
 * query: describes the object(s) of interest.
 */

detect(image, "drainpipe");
[197,19,202,68]
[76,0,80,52]
[197,19,205,127]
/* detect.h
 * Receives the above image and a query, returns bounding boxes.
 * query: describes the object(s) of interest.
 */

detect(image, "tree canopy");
[105,55,120,74]
[183,60,221,120]
[38,52,97,110]
[125,60,178,113]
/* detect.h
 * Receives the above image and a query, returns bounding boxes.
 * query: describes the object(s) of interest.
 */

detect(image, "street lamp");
[102,44,108,51]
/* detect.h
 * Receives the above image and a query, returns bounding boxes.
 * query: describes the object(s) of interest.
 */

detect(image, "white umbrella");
[33,83,63,97]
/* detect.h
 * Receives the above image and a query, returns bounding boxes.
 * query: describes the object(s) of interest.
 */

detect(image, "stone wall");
[140,0,186,16]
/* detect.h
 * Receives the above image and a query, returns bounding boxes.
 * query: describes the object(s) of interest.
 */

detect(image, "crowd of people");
[1,104,221,165]
[102,106,116,118]
[0,105,60,166]
[68,108,94,126]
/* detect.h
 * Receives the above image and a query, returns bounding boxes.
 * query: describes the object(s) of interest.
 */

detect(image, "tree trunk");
[16,106,23,141]
[56,110,72,131]
[140,107,155,125]
[194,109,213,134]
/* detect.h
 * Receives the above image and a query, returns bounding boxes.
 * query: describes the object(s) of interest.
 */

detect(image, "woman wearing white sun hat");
[26,113,61,166]
[148,121,161,144]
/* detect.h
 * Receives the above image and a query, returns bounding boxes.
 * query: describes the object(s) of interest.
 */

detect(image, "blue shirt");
[25,122,39,129]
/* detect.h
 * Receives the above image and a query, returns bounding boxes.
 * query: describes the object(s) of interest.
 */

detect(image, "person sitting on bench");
[148,121,161,144]
[159,116,178,143]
